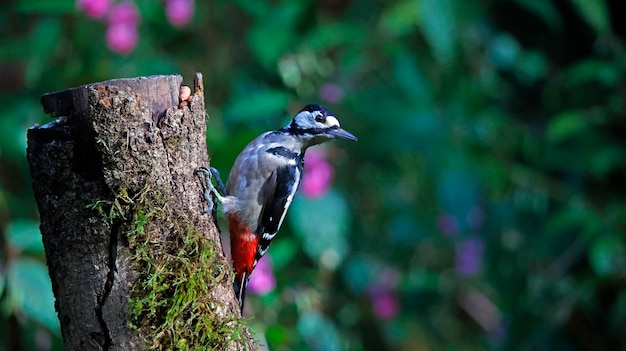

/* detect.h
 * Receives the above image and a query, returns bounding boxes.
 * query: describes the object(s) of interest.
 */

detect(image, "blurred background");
[1,0,626,350]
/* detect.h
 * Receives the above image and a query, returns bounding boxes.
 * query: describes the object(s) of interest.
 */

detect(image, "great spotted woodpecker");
[196,104,356,313]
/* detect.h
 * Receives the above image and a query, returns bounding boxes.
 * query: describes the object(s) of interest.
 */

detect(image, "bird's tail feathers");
[233,272,248,314]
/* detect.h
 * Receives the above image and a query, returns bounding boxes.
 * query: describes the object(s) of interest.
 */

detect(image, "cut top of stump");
[40,75,185,124]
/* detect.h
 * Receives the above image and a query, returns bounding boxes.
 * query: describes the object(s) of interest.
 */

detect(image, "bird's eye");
[314,114,325,123]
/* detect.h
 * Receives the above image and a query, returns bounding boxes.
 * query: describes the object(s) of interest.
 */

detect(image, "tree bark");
[27,74,256,350]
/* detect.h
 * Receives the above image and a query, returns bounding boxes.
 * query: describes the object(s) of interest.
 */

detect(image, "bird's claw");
[195,166,216,214]
[202,200,215,214]
[194,166,212,177]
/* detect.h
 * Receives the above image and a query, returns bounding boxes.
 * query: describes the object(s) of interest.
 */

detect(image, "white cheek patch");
[325,116,340,127]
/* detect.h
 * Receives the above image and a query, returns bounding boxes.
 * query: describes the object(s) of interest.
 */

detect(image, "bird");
[196,104,356,313]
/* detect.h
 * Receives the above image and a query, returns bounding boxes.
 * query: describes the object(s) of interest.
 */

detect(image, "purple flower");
[489,322,507,347]
[105,2,140,54]
[302,149,334,198]
[371,291,398,320]
[247,256,275,295]
[77,0,111,19]
[166,0,194,27]
[367,268,400,320]
[319,83,344,104]
[455,238,484,277]
[437,213,459,236]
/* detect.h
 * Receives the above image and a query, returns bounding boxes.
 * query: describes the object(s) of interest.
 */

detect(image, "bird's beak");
[329,127,357,141]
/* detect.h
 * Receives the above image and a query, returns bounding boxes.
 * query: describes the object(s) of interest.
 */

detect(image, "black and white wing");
[254,164,301,264]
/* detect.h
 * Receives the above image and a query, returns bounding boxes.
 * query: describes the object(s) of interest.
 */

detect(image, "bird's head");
[285,104,357,146]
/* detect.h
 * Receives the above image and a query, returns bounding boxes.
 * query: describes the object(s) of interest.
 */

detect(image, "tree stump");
[27,74,255,350]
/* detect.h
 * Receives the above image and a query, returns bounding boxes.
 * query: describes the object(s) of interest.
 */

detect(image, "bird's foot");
[195,166,226,214]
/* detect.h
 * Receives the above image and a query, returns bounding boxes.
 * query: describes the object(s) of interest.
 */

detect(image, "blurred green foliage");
[1,0,626,350]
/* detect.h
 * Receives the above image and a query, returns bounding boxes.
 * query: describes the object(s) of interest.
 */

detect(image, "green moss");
[87,187,134,223]
[167,136,181,147]
[90,186,249,350]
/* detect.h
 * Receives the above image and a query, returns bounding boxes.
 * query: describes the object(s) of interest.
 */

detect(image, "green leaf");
[234,0,270,18]
[342,255,383,294]
[515,50,549,83]
[297,311,342,351]
[437,167,480,222]
[224,90,291,123]
[305,23,368,51]
[391,215,429,244]
[0,103,39,160]
[289,190,350,270]
[511,0,563,30]
[489,34,521,70]
[590,145,622,178]
[379,1,420,36]
[611,292,626,332]
[127,57,181,78]
[568,0,610,35]
[30,18,62,56]
[248,24,293,68]
[135,0,163,22]
[561,59,619,87]
[265,325,289,345]
[544,202,601,241]
[546,110,587,144]
[7,258,60,334]
[407,268,440,292]
[6,219,44,254]
[246,3,304,68]
[0,39,30,60]
[16,0,75,13]
[392,51,431,100]
[589,235,624,276]
[267,237,297,271]
[416,0,458,65]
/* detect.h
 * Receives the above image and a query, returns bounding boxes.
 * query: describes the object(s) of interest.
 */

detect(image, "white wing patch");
[277,167,300,229]
[262,232,277,240]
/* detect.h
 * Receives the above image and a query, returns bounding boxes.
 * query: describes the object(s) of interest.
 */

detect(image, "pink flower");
[247,256,275,295]
[105,2,140,54]
[437,213,459,236]
[106,22,138,54]
[108,1,140,24]
[166,0,194,27]
[302,149,334,198]
[319,83,344,104]
[367,268,400,320]
[371,291,399,320]
[77,0,112,19]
